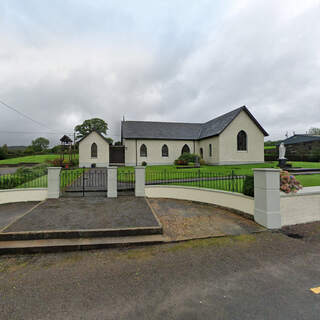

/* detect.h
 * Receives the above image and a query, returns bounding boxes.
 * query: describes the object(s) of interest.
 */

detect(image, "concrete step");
[0,226,163,241]
[0,234,168,254]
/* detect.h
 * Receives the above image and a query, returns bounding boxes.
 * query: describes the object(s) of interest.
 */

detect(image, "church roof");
[122,106,268,140]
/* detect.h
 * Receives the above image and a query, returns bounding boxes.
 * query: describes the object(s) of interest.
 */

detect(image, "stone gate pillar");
[135,166,146,197]
[107,167,117,198]
[253,168,281,229]
[48,167,62,199]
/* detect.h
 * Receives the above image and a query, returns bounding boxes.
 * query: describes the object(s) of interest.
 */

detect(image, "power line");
[0,99,53,130]
[0,131,74,134]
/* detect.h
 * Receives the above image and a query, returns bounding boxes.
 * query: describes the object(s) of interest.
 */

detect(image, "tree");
[75,118,108,140]
[308,128,320,135]
[2,144,8,155]
[0,147,6,160]
[31,137,50,152]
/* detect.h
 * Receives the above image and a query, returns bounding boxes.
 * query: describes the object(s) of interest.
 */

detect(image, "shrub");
[174,159,188,165]
[280,171,303,193]
[243,175,254,197]
[47,158,64,167]
[68,158,79,167]
[175,153,201,165]
[141,161,147,166]
[199,159,206,166]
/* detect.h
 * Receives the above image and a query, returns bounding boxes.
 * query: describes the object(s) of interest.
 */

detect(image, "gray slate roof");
[281,134,320,145]
[122,106,268,140]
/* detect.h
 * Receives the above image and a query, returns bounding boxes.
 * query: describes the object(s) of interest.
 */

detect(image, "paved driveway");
[0,202,40,231]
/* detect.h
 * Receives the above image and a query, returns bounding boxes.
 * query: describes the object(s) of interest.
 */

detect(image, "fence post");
[107,167,117,198]
[253,168,281,229]
[48,167,61,199]
[135,166,146,197]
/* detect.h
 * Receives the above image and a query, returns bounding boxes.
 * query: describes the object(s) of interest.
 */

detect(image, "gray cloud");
[0,0,319,146]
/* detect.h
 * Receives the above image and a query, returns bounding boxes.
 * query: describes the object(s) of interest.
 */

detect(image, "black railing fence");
[0,172,47,189]
[146,170,245,193]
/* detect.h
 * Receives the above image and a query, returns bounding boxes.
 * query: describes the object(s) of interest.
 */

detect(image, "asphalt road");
[0,230,320,319]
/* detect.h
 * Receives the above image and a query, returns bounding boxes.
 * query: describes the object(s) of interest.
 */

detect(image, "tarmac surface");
[0,202,39,231]
[1,227,320,319]
[2,197,160,232]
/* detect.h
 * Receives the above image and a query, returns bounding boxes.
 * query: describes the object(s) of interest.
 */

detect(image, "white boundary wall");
[0,188,48,205]
[281,187,320,226]
[145,185,254,216]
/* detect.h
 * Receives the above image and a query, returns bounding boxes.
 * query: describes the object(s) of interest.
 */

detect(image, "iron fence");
[146,170,246,193]
[0,172,48,189]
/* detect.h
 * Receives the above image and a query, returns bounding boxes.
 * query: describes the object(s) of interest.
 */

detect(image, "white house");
[79,131,110,167]
[79,106,268,167]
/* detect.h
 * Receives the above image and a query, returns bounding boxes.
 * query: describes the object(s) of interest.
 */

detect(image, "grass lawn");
[0,154,79,165]
[120,161,320,176]
[17,175,48,188]
[264,146,276,150]
[295,174,320,187]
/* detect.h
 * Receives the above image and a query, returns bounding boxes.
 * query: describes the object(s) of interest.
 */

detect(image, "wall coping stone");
[0,188,48,193]
[280,186,320,197]
[253,168,281,172]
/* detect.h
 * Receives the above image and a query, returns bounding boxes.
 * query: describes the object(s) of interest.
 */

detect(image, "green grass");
[17,175,48,188]
[264,146,276,150]
[0,154,79,165]
[295,174,320,187]
[119,162,278,177]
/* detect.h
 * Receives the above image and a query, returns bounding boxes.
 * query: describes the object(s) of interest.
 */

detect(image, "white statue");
[279,142,286,159]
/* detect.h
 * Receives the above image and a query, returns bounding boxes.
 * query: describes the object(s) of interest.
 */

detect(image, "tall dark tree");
[2,144,8,155]
[0,147,6,160]
[75,118,108,140]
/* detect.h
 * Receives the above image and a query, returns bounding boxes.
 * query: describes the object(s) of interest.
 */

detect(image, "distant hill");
[7,146,27,152]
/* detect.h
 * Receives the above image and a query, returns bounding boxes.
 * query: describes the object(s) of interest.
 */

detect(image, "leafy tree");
[2,144,8,155]
[308,127,320,135]
[75,118,108,140]
[31,137,50,152]
[114,141,122,146]
[0,147,6,160]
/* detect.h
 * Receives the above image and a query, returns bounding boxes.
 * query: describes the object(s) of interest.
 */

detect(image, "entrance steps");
[0,234,168,254]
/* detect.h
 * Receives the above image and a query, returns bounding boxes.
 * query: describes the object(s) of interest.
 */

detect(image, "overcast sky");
[0,0,319,146]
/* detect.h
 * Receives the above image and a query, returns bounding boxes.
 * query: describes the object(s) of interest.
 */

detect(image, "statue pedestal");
[278,158,287,169]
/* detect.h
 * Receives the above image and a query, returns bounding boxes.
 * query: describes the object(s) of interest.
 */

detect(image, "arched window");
[200,148,204,159]
[140,144,147,157]
[91,143,98,158]
[237,131,247,151]
[162,144,169,157]
[181,144,190,155]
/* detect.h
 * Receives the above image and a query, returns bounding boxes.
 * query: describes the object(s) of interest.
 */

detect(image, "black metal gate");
[61,168,108,197]
[110,146,125,165]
